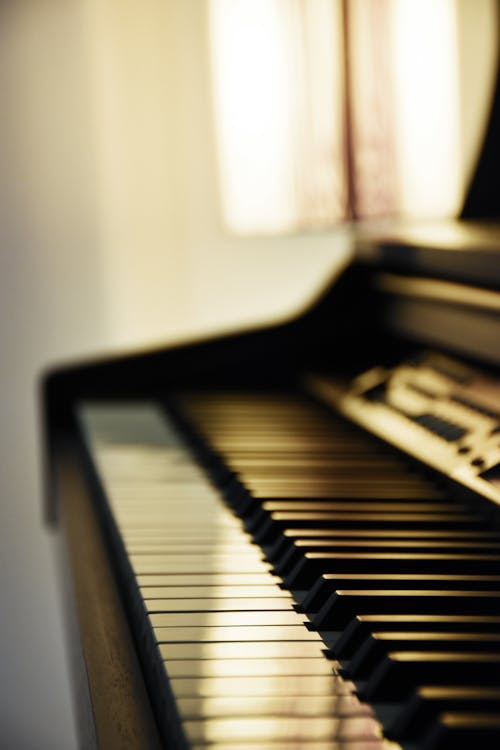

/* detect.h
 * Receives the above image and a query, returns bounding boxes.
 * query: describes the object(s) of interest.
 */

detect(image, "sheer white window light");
[209,0,346,234]
[209,0,492,233]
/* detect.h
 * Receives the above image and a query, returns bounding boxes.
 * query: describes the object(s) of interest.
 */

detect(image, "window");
[209,0,489,234]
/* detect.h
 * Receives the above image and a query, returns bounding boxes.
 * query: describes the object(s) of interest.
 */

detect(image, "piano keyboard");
[78,389,500,749]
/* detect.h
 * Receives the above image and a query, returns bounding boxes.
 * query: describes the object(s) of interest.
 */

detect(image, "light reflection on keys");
[152,625,322,643]
[142,585,292,599]
[158,641,327,661]
[176,694,373,719]
[168,675,355,698]
[183,715,383,744]
[146,598,294,612]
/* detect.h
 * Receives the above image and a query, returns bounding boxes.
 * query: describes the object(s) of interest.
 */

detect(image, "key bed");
[76,386,500,749]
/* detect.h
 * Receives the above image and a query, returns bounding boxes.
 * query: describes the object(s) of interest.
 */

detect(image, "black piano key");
[266,528,500,570]
[280,528,500,541]
[299,573,500,614]
[285,552,500,589]
[251,504,475,539]
[361,652,500,701]
[247,482,441,500]
[333,615,500,659]
[387,686,500,740]
[274,538,500,578]
[262,500,466,513]
[253,513,486,546]
[347,631,500,679]
[419,712,500,750]
[312,590,500,630]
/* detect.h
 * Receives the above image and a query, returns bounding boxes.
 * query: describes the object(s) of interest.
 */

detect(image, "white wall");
[0,2,105,747]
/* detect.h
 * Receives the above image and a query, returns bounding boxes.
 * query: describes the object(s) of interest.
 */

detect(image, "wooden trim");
[54,437,163,750]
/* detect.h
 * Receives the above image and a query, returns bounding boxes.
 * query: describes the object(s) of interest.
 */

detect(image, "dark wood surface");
[54,437,163,750]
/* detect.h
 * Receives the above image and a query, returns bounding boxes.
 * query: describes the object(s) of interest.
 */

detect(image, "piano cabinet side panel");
[52,436,163,750]
[52,521,97,750]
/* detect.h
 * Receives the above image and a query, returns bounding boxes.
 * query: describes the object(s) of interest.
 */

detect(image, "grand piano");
[42,18,500,750]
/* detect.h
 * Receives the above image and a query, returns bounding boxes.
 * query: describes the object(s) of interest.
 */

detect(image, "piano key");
[127,541,258,553]
[334,615,500,658]
[286,537,500,554]
[279,528,500,540]
[137,572,284,587]
[168,674,354,698]
[141,585,292,599]
[312,589,500,630]
[270,529,491,556]
[153,625,323,642]
[145,597,296,612]
[299,573,500,613]
[149,610,307,628]
[165,657,334,679]
[131,556,272,575]
[176,693,373,720]
[419,712,500,750]
[261,501,465,513]
[248,484,441,500]
[228,457,414,471]
[387,686,500,740]
[253,514,485,546]
[285,552,500,588]
[158,641,326,661]
[258,485,437,497]
[274,539,500,578]
[124,535,253,545]
[361,652,500,701]
[347,631,500,678]
[256,515,484,546]
[182,715,383,744]
[235,466,430,479]
[266,528,500,569]
[188,743,397,750]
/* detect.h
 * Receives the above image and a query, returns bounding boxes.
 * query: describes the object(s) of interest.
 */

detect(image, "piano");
[41,218,500,750]
[40,8,500,745]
